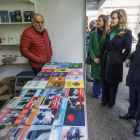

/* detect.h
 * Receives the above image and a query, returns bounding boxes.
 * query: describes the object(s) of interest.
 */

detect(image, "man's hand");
[94,58,100,64]
[125,59,131,68]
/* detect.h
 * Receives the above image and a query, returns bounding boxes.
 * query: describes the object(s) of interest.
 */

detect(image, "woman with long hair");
[101,9,132,108]
[89,15,108,99]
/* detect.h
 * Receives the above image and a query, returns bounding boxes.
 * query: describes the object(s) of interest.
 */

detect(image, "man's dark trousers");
[32,67,42,75]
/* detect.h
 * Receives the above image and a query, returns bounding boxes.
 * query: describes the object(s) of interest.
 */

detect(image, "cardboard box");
[2,57,17,64]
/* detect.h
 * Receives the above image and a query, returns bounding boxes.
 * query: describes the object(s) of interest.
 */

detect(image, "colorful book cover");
[63,109,85,126]
[49,126,63,140]
[58,98,68,110]
[54,68,69,72]
[61,126,85,140]
[24,97,36,109]
[42,65,57,69]
[61,88,70,98]
[39,89,49,97]
[52,72,68,77]
[67,71,83,76]
[30,97,44,109]
[14,10,22,22]
[45,81,65,89]
[64,81,84,88]
[32,77,49,81]
[33,89,43,97]
[40,69,55,73]
[32,109,57,125]
[0,10,9,23]
[69,63,82,68]
[69,88,78,98]
[65,76,83,81]
[11,126,30,140]
[47,89,63,99]
[10,12,16,22]
[39,98,53,109]
[24,11,34,22]
[36,72,52,77]
[13,108,30,125]
[48,76,65,82]
[22,81,48,90]
[21,108,39,125]
[57,62,71,65]
[0,109,22,125]
[13,97,31,109]
[0,125,18,140]
[50,97,60,109]
[69,68,83,72]
[18,90,29,97]
[4,97,21,109]
[24,125,52,140]
[44,62,58,65]
[78,88,84,98]
[0,109,11,123]
[67,98,84,110]
[56,65,69,69]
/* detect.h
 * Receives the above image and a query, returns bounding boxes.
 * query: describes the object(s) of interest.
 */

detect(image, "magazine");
[45,81,65,89]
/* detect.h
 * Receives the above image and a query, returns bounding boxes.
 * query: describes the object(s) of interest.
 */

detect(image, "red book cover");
[40,69,55,73]
[0,108,11,122]
[78,88,84,98]
[24,97,36,109]
[13,108,29,125]
[50,97,60,109]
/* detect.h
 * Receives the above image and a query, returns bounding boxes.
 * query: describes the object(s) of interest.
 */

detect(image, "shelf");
[0,60,29,65]
[0,0,35,4]
[0,44,20,46]
[0,22,31,25]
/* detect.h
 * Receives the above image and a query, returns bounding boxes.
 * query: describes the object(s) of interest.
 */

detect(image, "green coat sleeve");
[88,32,96,60]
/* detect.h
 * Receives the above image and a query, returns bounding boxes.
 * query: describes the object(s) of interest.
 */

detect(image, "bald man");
[20,13,52,75]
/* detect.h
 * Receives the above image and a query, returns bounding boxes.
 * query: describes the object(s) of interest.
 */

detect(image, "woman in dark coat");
[100,9,132,108]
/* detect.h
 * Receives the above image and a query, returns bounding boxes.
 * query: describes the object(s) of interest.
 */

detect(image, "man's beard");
[33,24,44,33]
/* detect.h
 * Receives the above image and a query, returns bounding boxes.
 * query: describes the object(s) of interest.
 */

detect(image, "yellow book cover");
[64,81,84,88]
[54,68,69,72]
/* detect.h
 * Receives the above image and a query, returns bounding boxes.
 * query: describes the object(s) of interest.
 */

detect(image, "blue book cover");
[18,90,29,97]
[39,89,49,97]
[0,10,9,23]
[56,65,69,69]
[49,126,63,140]
[52,72,67,77]
[10,12,16,22]
[63,109,85,126]
[53,109,66,126]
[32,109,57,125]
[36,72,52,77]
[58,98,68,110]
[24,125,52,140]
[57,62,71,65]
[47,89,63,99]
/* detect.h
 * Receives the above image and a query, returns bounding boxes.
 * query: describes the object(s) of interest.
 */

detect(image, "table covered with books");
[0,62,88,140]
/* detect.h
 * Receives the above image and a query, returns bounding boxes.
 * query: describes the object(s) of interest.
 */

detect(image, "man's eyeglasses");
[34,21,45,25]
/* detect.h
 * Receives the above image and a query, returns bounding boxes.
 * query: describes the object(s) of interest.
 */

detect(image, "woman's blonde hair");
[107,9,128,36]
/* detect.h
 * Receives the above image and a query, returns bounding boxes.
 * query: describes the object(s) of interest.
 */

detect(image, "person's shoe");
[101,102,107,106]
[87,78,93,82]
[97,95,101,99]
[119,113,135,120]
[108,105,113,108]
[134,123,140,136]
[92,95,96,98]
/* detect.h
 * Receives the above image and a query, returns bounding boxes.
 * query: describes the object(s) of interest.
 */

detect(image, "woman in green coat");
[89,15,108,99]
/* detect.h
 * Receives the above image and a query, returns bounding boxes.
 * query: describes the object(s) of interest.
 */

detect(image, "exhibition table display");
[0,62,88,140]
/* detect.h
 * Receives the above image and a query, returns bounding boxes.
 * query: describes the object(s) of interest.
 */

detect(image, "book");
[13,97,31,109]
[42,65,57,69]
[22,81,48,90]
[61,88,70,98]
[39,98,53,109]
[0,108,11,123]
[0,125,18,140]
[50,97,60,109]
[69,63,82,68]
[4,97,21,108]
[33,89,44,97]
[61,126,85,140]
[24,97,36,109]
[54,68,69,72]
[63,109,85,126]
[67,98,84,109]
[40,69,55,73]
[36,72,52,77]
[19,90,38,97]
[52,72,68,77]
[64,81,84,88]
[45,62,58,65]
[39,89,49,97]
[47,89,63,99]
[49,126,63,140]
[45,81,65,89]
[10,12,16,22]
[48,76,65,82]
[24,125,52,140]
[58,98,68,110]
[30,97,44,109]
[32,77,49,81]
[14,10,22,22]
[13,108,30,125]
[65,76,83,81]
[0,10,9,23]
[78,88,84,98]
[11,126,30,140]
[24,11,34,22]
[0,35,9,44]
[57,62,71,65]
[69,88,84,98]
[67,71,83,76]
[21,108,39,125]
[32,109,57,125]
[0,109,22,125]
[56,65,69,69]
[69,68,83,72]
